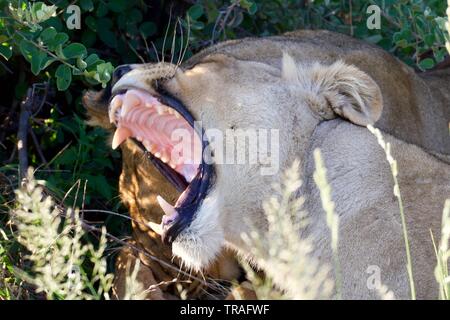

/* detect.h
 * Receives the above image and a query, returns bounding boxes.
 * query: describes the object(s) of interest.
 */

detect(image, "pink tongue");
[111,89,202,183]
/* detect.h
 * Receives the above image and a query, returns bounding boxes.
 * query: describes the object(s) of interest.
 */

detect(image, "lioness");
[87,30,450,299]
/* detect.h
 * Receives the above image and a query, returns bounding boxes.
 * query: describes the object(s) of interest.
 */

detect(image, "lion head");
[101,40,383,271]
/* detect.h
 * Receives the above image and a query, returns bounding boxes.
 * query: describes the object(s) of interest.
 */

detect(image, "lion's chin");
[171,194,224,271]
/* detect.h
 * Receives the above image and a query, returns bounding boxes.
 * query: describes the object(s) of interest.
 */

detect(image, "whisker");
[150,41,160,63]
[141,33,156,63]
[179,15,191,66]
[162,5,173,63]
[79,209,137,223]
[176,17,184,68]
[170,19,178,65]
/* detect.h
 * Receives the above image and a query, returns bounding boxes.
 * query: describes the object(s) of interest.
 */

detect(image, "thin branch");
[17,88,33,184]
[29,127,47,165]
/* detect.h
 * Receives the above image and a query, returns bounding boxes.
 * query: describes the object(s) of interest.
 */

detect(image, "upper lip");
[109,85,215,244]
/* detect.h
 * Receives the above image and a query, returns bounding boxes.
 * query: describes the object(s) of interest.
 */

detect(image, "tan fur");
[86,30,450,299]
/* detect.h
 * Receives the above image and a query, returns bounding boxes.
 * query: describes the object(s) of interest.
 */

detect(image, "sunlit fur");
[88,30,450,299]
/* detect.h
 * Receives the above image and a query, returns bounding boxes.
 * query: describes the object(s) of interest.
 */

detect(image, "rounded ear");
[282,54,383,126]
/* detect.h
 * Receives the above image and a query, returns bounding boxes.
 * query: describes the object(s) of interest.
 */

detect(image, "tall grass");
[367,125,416,300]
[10,168,114,300]
[122,260,146,300]
[241,160,334,299]
[313,149,341,299]
[446,0,450,54]
[432,200,450,300]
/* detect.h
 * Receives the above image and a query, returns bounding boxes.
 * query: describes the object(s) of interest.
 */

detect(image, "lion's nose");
[112,64,132,83]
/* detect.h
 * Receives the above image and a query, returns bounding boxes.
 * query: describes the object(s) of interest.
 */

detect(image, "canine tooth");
[122,92,141,116]
[109,96,123,123]
[156,195,176,217]
[112,127,132,149]
[148,221,162,235]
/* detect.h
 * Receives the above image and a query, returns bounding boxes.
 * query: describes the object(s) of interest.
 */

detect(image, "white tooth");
[143,140,156,153]
[148,221,162,235]
[161,152,169,163]
[156,195,176,216]
[109,96,122,123]
[174,111,181,119]
[154,151,161,158]
[136,136,143,142]
[156,105,166,115]
[122,92,141,116]
[169,163,176,169]
[143,140,152,151]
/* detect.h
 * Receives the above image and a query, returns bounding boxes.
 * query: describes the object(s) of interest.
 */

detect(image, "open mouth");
[108,88,213,244]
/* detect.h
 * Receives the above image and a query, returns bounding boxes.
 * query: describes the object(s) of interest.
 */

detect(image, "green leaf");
[86,175,112,199]
[19,40,37,62]
[247,3,257,15]
[139,22,156,38]
[80,0,94,11]
[76,57,88,70]
[98,29,117,48]
[55,146,78,166]
[395,39,409,48]
[31,2,57,23]
[435,17,447,30]
[418,58,435,70]
[0,44,12,60]
[39,27,57,42]
[31,51,47,75]
[129,9,143,23]
[97,18,116,48]
[84,53,101,67]
[46,33,69,51]
[81,30,96,47]
[40,56,57,69]
[85,16,97,31]
[108,0,127,13]
[424,34,435,47]
[190,20,205,31]
[94,62,114,87]
[188,4,204,20]
[96,2,109,17]
[62,43,87,59]
[240,0,257,15]
[55,64,72,91]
